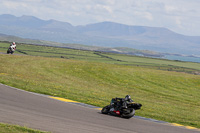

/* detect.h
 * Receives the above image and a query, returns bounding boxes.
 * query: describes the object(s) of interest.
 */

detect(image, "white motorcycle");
[7,45,16,54]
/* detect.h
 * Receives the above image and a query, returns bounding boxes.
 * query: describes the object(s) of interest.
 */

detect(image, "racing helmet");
[125,95,131,101]
[12,42,16,45]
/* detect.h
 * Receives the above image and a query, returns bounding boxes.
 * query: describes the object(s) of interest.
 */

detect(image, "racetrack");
[0,84,199,133]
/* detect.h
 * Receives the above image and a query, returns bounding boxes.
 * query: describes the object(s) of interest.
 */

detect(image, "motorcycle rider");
[123,95,134,108]
[9,42,16,51]
[110,95,133,110]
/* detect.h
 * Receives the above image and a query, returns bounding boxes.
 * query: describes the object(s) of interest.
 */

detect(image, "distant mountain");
[0,14,200,56]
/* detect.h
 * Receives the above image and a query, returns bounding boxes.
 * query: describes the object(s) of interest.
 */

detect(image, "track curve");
[0,84,199,133]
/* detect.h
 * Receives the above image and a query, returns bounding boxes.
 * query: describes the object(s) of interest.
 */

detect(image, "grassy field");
[1,42,200,74]
[0,123,48,133]
[0,42,200,128]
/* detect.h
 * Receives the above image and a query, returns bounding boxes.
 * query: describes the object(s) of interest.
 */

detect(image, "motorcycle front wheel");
[7,49,10,54]
[101,105,110,114]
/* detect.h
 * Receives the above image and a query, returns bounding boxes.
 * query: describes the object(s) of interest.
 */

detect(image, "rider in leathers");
[9,42,16,52]
[110,95,133,110]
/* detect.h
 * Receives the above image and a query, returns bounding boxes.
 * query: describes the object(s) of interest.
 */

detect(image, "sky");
[0,0,200,36]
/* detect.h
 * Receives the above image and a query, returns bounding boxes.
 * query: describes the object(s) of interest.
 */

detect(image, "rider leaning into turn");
[110,95,134,109]
[10,42,16,50]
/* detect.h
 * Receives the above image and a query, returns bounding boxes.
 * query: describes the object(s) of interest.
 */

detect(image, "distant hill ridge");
[0,14,200,56]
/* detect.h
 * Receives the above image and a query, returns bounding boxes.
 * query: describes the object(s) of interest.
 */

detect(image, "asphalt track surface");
[0,84,199,133]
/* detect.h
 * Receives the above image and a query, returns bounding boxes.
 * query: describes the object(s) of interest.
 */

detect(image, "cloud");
[133,11,153,21]
[0,0,200,35]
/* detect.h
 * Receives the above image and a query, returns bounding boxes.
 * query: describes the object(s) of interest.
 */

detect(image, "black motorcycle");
[101,101,142,119]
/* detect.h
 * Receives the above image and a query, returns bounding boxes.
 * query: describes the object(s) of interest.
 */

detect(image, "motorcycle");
[7,45,16,54]
[101,101,142,119]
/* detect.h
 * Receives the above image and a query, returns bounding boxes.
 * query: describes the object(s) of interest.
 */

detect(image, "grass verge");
[0,123,49,133]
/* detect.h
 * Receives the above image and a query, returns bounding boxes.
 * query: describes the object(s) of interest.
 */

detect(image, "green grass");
[0,123,49,133]
[1,42,200,74]
[0,42,200,128]
[103,52,200,70]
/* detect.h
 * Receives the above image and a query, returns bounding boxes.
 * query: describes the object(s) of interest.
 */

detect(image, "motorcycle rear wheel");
[121,109,135,119]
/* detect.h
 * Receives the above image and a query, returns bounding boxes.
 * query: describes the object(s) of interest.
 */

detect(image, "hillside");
[1,42,200,74]
[0,34,163,57]
[0,44,199,128]
[0,14,200,56]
